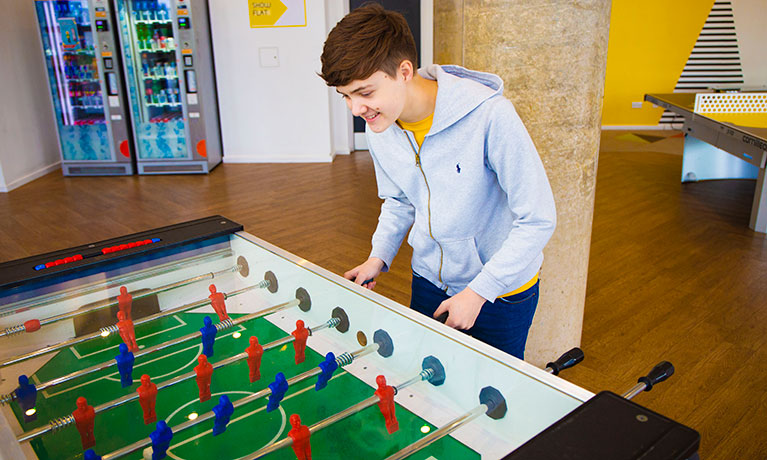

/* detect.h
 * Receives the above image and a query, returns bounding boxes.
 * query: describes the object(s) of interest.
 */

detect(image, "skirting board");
[0,161,61,193]
[601,125,674,131]
[223,153,335,164]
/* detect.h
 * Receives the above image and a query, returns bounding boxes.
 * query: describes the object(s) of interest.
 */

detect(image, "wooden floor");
[1,139,766,459]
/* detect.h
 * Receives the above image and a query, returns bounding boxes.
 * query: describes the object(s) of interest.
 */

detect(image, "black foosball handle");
[546,347,584,375]
[623,361,675,400]
[638,361,674,391]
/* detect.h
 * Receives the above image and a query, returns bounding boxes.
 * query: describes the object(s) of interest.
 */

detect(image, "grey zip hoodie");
[367,64,556,301]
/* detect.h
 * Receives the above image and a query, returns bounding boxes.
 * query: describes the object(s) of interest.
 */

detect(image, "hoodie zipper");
[404,131,445,286]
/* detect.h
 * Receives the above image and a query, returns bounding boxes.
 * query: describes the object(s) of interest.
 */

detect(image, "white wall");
[0,1,61,192]
[209,0,350,163]
[733,0,767,88]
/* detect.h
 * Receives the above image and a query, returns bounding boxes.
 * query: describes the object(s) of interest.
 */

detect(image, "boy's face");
[336,66,409,133]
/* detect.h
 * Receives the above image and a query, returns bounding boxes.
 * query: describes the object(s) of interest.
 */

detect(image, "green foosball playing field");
[11,312,478,460]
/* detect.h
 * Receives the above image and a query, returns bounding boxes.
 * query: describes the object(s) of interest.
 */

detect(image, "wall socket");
[631,101,643,109]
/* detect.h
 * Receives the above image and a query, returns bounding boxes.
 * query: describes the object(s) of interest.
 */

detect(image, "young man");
[320,4,556,360]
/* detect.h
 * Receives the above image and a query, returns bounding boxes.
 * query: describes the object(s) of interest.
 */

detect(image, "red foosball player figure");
[117,286,132,320]
[137,374,158,425]
[291,320,309,365]
[288,414,312,460]
[194,354,214,402]
[72,396,96,449]
[116,311,139,352]
[208,284,229,321]
[246,336,264,383]
[374,375,399,434]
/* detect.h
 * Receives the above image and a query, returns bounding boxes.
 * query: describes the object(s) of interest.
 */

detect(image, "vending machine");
[35,0,134,175]
[113,0,222,174]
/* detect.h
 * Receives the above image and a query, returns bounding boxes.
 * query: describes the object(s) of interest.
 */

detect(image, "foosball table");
[0,216,700,460]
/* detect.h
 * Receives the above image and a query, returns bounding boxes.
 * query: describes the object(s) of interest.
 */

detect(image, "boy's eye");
[360,92,372,97]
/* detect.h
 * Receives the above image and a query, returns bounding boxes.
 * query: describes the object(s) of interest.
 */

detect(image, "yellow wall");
[602,0,714,126]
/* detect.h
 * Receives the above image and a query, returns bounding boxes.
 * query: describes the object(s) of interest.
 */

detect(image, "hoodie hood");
[418,64,504,136]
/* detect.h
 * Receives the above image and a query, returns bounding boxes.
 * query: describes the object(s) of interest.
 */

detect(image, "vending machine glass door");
[35,0,113,161]
[115,0,190,160]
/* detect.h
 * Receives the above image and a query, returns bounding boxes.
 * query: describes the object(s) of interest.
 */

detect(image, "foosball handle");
[638,361,674,391]
[545,347,584,375]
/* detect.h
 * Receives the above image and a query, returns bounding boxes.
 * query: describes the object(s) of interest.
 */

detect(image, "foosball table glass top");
[0,231,593,460]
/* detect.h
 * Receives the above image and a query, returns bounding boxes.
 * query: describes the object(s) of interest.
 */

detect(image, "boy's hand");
[433,288,487,330]
[344,257,385,290]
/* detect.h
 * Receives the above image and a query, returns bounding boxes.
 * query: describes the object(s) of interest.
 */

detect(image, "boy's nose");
[350,100,366,117]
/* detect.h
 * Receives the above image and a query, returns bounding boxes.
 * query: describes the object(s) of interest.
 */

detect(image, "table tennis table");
[645,93,767,233]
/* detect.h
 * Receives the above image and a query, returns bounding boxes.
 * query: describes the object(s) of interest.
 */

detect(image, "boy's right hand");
[344,257,385,290]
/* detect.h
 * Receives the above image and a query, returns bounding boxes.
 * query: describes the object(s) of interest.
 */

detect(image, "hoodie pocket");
[440,237,484,288]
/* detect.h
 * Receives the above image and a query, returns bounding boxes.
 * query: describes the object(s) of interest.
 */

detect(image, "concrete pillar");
[435,1,611,367]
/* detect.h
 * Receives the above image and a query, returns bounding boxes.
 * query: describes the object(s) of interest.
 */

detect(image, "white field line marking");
[163,371,349,459]
[103,327,246,383]
[42,326,245,398]
[70,315,188,359]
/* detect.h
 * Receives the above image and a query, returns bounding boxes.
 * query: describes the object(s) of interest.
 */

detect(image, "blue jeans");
[410,273,539,360]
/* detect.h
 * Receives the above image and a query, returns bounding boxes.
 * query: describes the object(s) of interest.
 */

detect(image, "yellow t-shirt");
[397,113,434,148]
[398,113,538,298]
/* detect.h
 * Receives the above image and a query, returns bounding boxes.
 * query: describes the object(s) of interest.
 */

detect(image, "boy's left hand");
[433,288,487,330]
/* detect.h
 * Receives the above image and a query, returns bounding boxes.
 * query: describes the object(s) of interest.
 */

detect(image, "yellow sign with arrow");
[249,1,306,28]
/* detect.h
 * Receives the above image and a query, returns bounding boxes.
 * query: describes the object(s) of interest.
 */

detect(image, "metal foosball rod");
[2,288,306,409]
[15,314,338,444]
[241,357,445,460]
[387,361,674,460]
[0,249,234,328]
[621,361,674,400]
[100,341,387,460]
[381,349,584,460]
[0,274,278,369]
[385,387,508,460]
[1,266,242,338]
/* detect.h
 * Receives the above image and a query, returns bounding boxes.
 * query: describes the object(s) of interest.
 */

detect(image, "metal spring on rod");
[2,324,26,337]
[327,317,341,328]
[49,415,75,432]
[335,352,354,367]
[258,278,270,290]
[419,367,435,382]
[99,324,119,336]
[215,318,235,331]
[0,392,14,406]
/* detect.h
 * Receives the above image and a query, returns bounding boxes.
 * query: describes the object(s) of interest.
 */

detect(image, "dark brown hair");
[319,3,417,87]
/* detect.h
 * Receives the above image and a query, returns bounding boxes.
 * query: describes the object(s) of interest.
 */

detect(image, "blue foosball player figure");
[115,343,135,388]
[212,394,235,436]
[200,316,217,358]
[267,372,289,412]
[15,375,37,423]
[84,449,101,460]
[315,352,338,391]
[150,420,173,460]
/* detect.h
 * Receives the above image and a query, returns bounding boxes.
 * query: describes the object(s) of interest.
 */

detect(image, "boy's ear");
[398,59,415,81]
